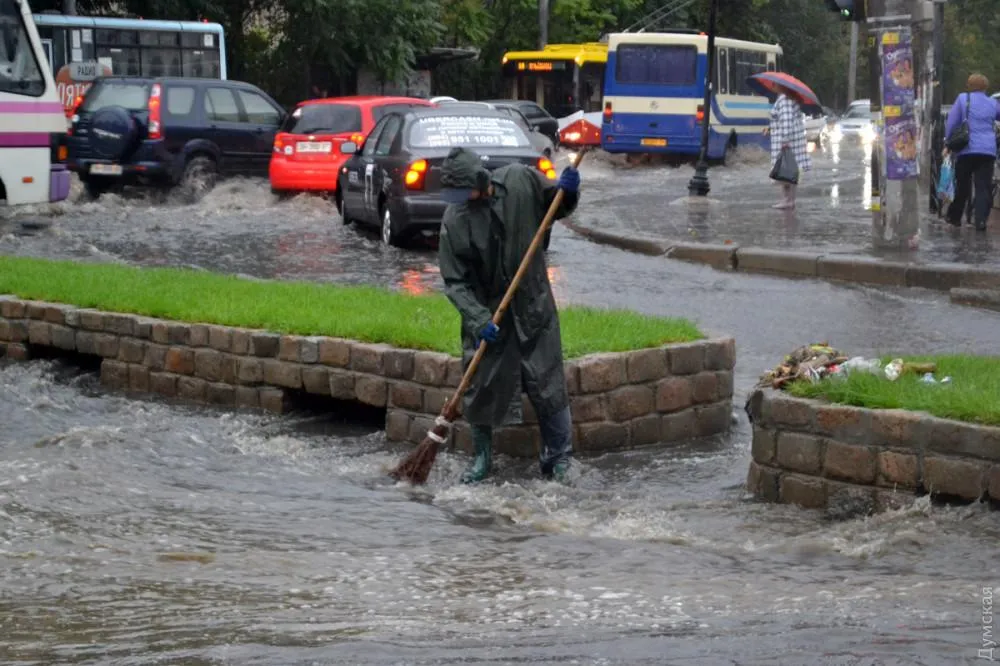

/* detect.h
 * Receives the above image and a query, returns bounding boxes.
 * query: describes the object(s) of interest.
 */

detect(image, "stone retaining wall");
[745,388,1000,513]
[0,296,736,458]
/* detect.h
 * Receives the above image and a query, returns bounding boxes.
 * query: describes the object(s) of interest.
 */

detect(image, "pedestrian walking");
[437,147,580,484]
[766,94,811,209]
[944,74,1000,230]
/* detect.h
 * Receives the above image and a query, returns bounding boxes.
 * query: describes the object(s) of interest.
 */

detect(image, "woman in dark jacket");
[945,73,1000,230]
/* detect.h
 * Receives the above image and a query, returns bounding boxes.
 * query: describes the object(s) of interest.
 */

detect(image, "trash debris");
[755,344,945,391]
[884,358,904,381]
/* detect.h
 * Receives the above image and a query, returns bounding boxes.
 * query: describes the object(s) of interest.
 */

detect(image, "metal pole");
[62,0,76,15]
[929,0,945,212]
[538,0,549,49]
[848,22,859,103]
[687,0,718,196]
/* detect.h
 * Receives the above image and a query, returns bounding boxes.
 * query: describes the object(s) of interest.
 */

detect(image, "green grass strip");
[0,256,703,358]
[788,355,1000,426]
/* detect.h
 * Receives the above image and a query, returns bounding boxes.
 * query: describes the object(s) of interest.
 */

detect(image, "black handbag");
[770,146,799,184]
[946,92,971,152]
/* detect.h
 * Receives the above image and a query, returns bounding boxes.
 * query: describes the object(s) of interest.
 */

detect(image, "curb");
[950,288,1000,312]
[563,223,1000,295]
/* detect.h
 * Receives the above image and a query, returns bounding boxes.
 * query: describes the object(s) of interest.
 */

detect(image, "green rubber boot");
[552,460,571,484]
[461,425,493,484]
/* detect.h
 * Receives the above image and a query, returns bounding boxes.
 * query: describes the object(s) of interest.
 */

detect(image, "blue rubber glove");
[476,322,499,349]
[558,167,580,194]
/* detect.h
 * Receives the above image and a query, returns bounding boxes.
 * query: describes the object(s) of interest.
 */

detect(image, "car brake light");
[67,94,84,135]
[405,159,428,190]
[148,84,163,140]
[603,101,612,122]
[537,157,556,180]
[350,133,365,145]
[696,105,705,124]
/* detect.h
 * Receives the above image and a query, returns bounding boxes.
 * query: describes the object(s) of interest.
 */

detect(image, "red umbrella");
[747,72,822,113]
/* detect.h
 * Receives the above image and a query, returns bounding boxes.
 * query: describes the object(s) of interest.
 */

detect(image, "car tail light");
[404,159,428,190]
[537,157,556,180]
[695,104,705,124]
[148,84,163,140]
[603,101,612,122]
[274,134,293,155]
[67,94,84,135]
[350,133,365,145]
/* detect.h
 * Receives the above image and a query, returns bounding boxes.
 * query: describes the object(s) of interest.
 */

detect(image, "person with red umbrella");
[751,72,821,210]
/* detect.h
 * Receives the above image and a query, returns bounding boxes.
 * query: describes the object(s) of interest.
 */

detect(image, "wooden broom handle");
[443,149,588,420]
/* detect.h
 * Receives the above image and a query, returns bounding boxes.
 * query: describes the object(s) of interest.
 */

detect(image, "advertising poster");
[881,29,918,180]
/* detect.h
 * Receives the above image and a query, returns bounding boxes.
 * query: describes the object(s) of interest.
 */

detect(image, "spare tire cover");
[90,106,138,160]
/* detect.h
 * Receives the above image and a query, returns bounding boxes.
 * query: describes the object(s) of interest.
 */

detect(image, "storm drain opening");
[281,389,387,429]
[23,343,104,374]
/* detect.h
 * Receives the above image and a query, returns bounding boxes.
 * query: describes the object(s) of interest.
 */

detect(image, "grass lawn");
[0,256,703,358]
[788,355,1000,426]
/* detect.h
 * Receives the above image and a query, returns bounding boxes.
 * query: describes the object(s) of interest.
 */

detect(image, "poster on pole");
[881,29,918,180]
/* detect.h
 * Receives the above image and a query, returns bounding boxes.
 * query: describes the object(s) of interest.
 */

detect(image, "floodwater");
[2,146,999,664]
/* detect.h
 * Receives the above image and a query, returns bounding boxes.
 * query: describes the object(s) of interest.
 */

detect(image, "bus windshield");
[614,44,698,86]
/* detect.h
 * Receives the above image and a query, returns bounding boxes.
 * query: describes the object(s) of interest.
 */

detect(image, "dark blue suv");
[67,77,286,200]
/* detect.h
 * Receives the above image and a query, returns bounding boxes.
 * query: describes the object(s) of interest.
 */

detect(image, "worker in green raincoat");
[437,146,581,484]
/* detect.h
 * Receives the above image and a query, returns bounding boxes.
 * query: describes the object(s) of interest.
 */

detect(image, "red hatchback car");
[269,96,433,195]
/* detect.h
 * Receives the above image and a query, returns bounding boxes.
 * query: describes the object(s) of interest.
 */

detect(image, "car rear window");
[373,103,427,122]
[407,115,531,149]
[615,44,698,86]
[80,81,150,112]
[282,103,362,134]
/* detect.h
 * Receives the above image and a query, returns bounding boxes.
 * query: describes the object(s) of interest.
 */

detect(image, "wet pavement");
[2,150,1000,664]
[570,141,1000,268]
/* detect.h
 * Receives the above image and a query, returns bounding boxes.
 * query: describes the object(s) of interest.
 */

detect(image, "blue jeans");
[471,405,574,476]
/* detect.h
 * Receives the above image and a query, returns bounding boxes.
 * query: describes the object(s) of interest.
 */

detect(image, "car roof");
[300,95,432,108]
[405,107,516,123]
[91,76,262,90]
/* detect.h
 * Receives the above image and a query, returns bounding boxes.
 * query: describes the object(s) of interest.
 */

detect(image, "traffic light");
[825,0,866,21]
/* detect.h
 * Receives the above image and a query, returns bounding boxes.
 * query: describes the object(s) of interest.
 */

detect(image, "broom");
[389,149,588,485]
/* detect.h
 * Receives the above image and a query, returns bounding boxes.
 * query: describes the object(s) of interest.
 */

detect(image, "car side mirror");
[341,141,358,155]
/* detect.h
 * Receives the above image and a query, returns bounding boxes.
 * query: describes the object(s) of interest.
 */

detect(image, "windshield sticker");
[412,116,524,148]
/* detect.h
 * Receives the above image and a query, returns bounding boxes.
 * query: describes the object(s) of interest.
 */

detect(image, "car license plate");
[641,138,667,147]
[90,163,123,176]
[297,141,332,153]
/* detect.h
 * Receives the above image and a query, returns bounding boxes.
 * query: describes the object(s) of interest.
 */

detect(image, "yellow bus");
[500,42,608,118]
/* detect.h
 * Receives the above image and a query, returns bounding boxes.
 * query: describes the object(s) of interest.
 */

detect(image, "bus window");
[182,48,220,78]
[716,47,728,94]
[615,44,697,86]
[0,0,45,96]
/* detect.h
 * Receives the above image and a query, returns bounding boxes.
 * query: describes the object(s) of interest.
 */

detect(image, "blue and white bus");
[600,31,782,160]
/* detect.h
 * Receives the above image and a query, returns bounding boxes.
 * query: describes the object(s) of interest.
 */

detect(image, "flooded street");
[2,146,999,664]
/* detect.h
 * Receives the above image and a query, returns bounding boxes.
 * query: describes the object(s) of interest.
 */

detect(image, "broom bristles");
[389,421,451,485]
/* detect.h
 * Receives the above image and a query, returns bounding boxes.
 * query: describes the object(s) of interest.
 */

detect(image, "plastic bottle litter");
[920,373,952,385]
[884,358,904,381]
[839,357,882,375]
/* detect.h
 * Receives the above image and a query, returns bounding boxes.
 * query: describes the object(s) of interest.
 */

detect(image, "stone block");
[452,422,473,454]
[445,357,464,388]
[149,372,178,397]
[0,319,10,342]
[4,319,28,343]
[625,348,669,383]
[206,382,237,407]
[923,456,985,501]
[188,324,209,347]
[877,450,920,489]
[249,332,280,357]
[132,317,155,339]
[570,394,606,423]
[177,377,208,402]
[874,489,912,513]
[607,385,655,422]
[690,372,719,404]
[103,313,136,336]
[667,242,737,269]
[703,337,736,371]
[230,329,251,355]
[776,432,824,475]
[235,386,260,409]
[661,408,699,441]
[278,336,302,362]
[95,334,120,358]
[630,414,662,446]
[144,344,169,371]
[237,357,264,385]
[193,349,224,382]
[751,426,778,464]
[219,355,238,384]
[118,337,146,364]
[564,363,581,395]
[667,342,705,375]
[150,322,170,344]
[870,409,925,449]
[50,325,76,351]
[715,371,735,399]
[79,309,105,331]
[297,337,320,364]
[43,304,72,325]
[208,326,233,352]
[735,248,821,278]
[780,474,827,509]
[355,375,387,407]
[577,421,629,452]
[25,302,47,319]
[696,401,732,436]
[166,323,190,345]
[100,360,129,390]
[817,256,907,287]
[814,404,870,443]
[578,354,627,393]
[75,330,98,355]
[655,377,693,413]
[128,364,151,393]
[825,482,876,521]
[988,466,1000,502]
[760,391,815,429]
[0,298,25,318]
[259,388,290,414]
[165,347,195,375]
[382,349,414,379]
[403,415,433,445]
[27,320,52,346]
[390,382,424,411]
[413,351,449,386]
[329,370,356,400]
[4,342,30,360]
[746,461,780,502]
[262,360,302,389]
[302,367,331,395]
[318,338,351,367]
[386,410,412,442]
[927,419,1000,462]
[823,441,876,484]
[495,427,539,458]
[350,343,387,374]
